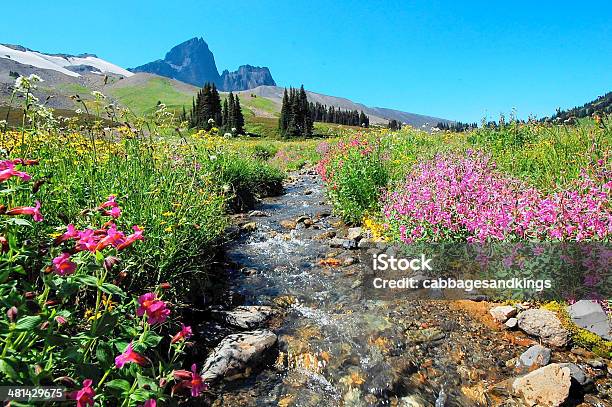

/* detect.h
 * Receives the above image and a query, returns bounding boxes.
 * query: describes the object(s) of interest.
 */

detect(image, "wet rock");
[304,189,313,195]
[516,345,551,369]
[586,359,606,369]
[490,305,517,323]
[517,309,569,347]
[213,305,276,329]
[240,267,258,276]
[313,230,335,240]
[504,317,518,329]
[200,329,277,382]
[405,328,445,344]
[329,237,346,248]
[357,238,376,249]
[342,239,358,250]
[346,227,363,241]
[248,210,268,217]
[343,257,357,266]
[399,395,427,407]
[303,218,314,227]
[567,300,611,340]
[240,222,257,232]
[280,219,297,230]
[558,362,590,386]
[315,210,331,218]
[273,295,297,308]
[512,363,571,407]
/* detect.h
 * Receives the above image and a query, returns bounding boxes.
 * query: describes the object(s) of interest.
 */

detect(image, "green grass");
[238,95,279,117]
[107,77,194,116]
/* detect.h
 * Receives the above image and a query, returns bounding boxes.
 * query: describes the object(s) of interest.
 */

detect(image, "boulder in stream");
[200,329,278,382]
[212,305,276,329]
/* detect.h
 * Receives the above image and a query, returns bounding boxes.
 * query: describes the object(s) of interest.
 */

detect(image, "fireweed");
[381,151,610,243]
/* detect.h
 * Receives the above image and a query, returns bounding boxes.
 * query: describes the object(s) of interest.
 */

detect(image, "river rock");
[567,300,611,340]
[405,328,445,344]
[248,210,268,217]
[490,305,517,322]
[512,363,571,406]
[358,238,376,249]
[516,345,551,369]
[280,219,297,229]
[200,329,278,382]
[505,318,518,329]
[213,306,276,329]
[240,222,257,232]
[517,309,569,347]
[558,362,590,386]
[347,227,363,240]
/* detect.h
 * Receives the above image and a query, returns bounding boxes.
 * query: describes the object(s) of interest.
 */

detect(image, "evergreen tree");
[222,99,229,130]
[188,82,223,130]
[234,95,245,134]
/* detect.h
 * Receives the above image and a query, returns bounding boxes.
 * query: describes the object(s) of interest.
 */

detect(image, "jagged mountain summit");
[131,37,275,91]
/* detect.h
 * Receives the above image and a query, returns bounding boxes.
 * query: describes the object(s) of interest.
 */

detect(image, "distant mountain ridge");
[131,37,276,91]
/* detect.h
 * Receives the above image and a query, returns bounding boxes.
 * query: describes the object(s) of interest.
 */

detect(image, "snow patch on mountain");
[0,44,133,78]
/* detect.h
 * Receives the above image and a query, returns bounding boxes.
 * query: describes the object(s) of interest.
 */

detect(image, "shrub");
[317,135,388,224]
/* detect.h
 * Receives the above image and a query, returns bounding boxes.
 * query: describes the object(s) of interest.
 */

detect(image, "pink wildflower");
[171,323,193,344]
[137,292,170,325]
[115,342,148,368]
[52,253,77,276]
[5,200,43,222]
[69,379,95,407]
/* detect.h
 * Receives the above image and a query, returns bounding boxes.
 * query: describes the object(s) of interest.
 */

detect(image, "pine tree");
[234,95,244,134]
[222,99,229,130]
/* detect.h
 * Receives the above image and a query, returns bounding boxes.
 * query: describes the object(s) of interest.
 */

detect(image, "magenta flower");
[137,293,170,325]
[140,400,156,407]
[115,342,148,369]
[172,364,207,397]
[171,323,193,344]
[52,253,77,276]
[0,160,31,183]
[6,200,43,222]
[100,195,118,208]
[68,379,95,407]
[117,225,144,250]
[55,315,67,325]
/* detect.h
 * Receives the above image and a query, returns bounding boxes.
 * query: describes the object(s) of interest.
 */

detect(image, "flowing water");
[206,171,560,406]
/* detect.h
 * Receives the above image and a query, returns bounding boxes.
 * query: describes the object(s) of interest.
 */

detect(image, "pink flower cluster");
[1,158,43,222]
[51,196,143,276]
[136,292,170,325]
[316,134,374,184]
[382,152,611,243]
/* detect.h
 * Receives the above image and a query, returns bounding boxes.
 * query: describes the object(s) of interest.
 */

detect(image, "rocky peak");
[220,65,276,92]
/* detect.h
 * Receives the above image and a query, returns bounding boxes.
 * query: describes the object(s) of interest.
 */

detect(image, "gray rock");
[346,227,363,240]
[567,300,611,340]
[200,329,277,382]
[213,305,276,329]
[517,309,569,347]
[342,239,358,250]
[248,210,268,217]
[490,305,517,322]
[405,328,445,344]
[558,363,590,386]
[329,237,348,248]
[505,317,518,329]
[516,345,551,368]
[512,363,571,407]
[357,238,376,249]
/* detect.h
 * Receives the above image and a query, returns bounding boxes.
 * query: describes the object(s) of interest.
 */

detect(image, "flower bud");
[0,236,8,254]
[6,306,18,322]
[103,256,120,273]
[39,321,49,330]
[160,282,171,290]
[24,291,36,300]
[159,378,167,387]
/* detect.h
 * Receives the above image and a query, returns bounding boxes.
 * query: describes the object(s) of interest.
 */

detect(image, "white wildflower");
[207,118,215,124]
[91,90,106,99]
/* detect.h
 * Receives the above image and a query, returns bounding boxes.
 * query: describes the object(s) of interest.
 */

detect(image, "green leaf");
[141,331,162,348]
[106,379,131,392]
[0,359,19,380]
[75,275,98,287]
[100,283,125,297]
[14,315,42,330]
[130,388,153,402]
[96,342,113,366]
[5,218,32,227]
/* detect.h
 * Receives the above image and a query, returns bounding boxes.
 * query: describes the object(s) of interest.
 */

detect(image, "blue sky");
[2,0,611,122]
